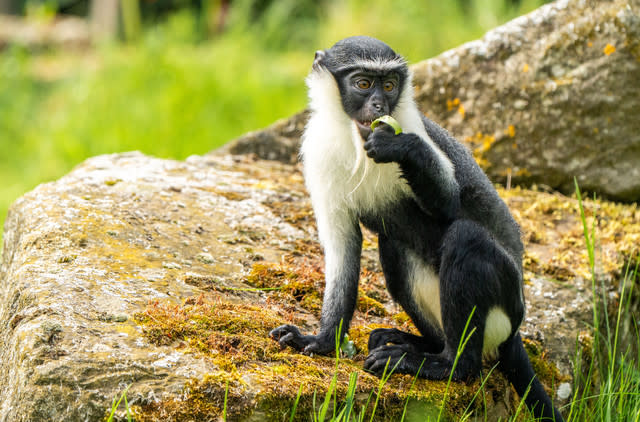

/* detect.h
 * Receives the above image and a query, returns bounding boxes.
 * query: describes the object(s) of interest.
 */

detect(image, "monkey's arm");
[364,124,460,221]
[270,205,362,355]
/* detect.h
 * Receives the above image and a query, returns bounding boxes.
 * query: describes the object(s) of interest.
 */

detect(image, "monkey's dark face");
[338,70,402,140]
[311,36,408,141]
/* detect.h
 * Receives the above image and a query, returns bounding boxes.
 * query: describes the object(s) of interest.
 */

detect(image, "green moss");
[357,289,388,317]
[134,296,289,363]
[523,337,570,392]
[348,324,392,355]
[132,294,497,421]
[56,254,76,263]
[134,372,251,421]
[245,260,324,314]
[392,311,412,326]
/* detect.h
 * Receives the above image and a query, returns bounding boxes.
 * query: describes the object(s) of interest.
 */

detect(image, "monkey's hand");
[269,324,336,355]
[363,123,411,164]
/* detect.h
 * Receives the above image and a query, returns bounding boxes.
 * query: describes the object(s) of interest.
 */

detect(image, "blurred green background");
[0,0,549,238]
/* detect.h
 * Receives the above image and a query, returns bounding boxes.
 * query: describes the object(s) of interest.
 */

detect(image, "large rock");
[413,0,640,201]
[1,151,639,421]
[220,0,640,201]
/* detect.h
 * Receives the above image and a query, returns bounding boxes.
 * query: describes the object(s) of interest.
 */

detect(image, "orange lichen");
[457,104,466,119]
[603,43,616,56]
[446,98,461,111]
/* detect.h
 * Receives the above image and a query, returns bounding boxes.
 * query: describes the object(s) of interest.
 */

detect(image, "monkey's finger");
[278,332,310,351]
[363,139,375,151]
[303,339,336,355]
[269,324,301,340]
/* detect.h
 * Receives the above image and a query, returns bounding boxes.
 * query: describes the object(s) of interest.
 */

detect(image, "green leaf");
[340,334,357,358]
[370,115,402,135]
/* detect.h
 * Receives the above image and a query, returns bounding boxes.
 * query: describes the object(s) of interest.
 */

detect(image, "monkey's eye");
[383,80,396,92]
[356,79,372,90]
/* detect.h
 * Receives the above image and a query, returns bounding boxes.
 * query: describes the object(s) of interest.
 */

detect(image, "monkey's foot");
[364,345,451,380]
[368,327,425,352]
[269,324,335,355]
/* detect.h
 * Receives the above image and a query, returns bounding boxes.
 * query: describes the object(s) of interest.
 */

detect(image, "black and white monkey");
[269,36,564,421]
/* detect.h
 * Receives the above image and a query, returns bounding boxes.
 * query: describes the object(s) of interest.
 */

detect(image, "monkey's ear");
[313,50,326,69]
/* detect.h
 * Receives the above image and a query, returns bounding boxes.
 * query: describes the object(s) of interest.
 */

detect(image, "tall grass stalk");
[437,307,477,422]
[306,317,406,422]
[459,363,498,422]
[368,356,403,422]
[289,384,304,422]
[400,359,426,421]
[223,380,229,421]
[106,384,132,422]
[570,180,640,422]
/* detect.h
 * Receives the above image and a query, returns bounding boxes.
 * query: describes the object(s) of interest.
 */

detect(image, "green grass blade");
[106,384,131,422]
[289,384,304,422]
[124,390,132,422]
[223,380,229,421]
[437,307,476,422]
[342,372,358,422]
[574,178,594,272]
[459,363,498,420]
[400,358,426,422]
[368,354,403,422]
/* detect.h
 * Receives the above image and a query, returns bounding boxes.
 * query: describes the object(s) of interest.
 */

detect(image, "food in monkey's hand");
[370,115,402,135]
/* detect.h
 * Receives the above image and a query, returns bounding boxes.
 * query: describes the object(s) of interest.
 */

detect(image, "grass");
[106,384,133,422]
[0,0,547,241]
[566,181,640,421]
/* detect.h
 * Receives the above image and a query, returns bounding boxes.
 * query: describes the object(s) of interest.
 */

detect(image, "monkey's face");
[338,70,402,140]
[309,37,408,141]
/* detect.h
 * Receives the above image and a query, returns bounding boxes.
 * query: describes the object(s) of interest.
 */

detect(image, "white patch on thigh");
[483,307,512,358]
[407,251,443,330]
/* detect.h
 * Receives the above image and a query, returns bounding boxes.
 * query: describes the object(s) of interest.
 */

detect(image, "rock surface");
[413,0,640,202]
[221,0,640,201]
[1,151,639,421]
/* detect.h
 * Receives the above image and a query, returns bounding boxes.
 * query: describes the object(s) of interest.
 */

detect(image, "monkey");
[269,36,564,421]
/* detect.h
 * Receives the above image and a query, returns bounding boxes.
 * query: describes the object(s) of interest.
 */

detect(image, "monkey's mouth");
[354,119,373,141]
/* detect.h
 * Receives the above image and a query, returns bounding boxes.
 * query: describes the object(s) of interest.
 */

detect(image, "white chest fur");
[300,103,411,216]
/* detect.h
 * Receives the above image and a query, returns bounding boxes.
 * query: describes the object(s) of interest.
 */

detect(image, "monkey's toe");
[364,344,415,377]
[368,327,408,351]
[269,324,308,351]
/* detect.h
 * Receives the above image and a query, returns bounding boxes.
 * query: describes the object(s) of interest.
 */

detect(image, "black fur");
[269,37,564,421]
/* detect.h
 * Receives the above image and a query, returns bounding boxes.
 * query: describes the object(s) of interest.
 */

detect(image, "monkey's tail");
[498,333,565,422]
